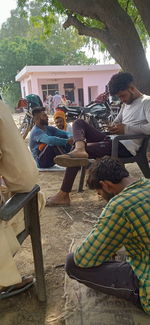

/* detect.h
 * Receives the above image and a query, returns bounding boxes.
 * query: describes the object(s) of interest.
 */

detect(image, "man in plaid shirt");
[65,158,150,314]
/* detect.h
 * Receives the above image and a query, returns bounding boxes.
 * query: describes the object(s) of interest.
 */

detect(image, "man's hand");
[108,124,125,135]
[67,137,74,145]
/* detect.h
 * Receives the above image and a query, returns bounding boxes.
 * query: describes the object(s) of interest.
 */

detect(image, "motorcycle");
[56,95,111,130]
[83,102,110,122]
[94,92,121,123]
[56,105,83,122]
[18,105,34,139]
[17,95,43,139]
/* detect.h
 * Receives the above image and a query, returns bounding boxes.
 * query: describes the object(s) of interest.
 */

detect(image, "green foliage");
[0,1,97,105]
[118,0,148,46]
[2,83,21,109]
[75,15,104,30]
[0,9,29,39]
[0,36,50,105]
[0,37,50,84]
[18,0,149,46]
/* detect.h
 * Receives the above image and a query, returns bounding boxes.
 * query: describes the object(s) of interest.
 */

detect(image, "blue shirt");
[29,125,69,162]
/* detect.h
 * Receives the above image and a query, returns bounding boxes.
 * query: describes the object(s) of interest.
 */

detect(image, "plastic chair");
[0,184,46,302]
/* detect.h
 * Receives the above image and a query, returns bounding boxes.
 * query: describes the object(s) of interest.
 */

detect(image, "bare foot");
[46,191,70,207]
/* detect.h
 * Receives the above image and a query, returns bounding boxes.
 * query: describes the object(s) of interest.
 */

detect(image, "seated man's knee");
[65,252,76,277]
[74,118,86,127]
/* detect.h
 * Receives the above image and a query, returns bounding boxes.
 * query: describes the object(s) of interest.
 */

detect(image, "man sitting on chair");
[46,72,150,207]
[0,99,44,298]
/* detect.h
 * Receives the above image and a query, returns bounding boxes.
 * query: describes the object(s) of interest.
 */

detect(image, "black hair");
[108,72,134,96]
[87,157,129,190]
[32,107,45,116]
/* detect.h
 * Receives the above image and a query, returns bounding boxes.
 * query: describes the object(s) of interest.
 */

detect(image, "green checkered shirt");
[74,178,150,314]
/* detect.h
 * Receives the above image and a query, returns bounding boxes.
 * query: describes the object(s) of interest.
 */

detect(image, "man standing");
[66,158,150,314]
[46,72,150,206]
[51,91,62,112]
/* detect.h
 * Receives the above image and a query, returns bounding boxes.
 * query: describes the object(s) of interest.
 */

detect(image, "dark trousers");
[38,145,68,168]
[61,119,132,192]
[66,253,141,306]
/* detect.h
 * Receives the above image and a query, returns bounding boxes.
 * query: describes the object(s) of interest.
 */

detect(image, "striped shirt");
[74,178,150,314]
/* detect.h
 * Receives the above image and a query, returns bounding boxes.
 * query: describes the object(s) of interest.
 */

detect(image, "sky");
[0,0,17,27]
[0,0,150,66]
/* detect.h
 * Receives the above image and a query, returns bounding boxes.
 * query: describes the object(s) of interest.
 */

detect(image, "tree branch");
[59,0,104,21]
[60,0,150,93]
[59,0,129,25]
[64,15,105,40]
[60,0,144,43]
[64,15,111,46]
[63,15,121,64]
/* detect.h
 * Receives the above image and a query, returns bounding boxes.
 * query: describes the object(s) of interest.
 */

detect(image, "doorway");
[78,88,84,106]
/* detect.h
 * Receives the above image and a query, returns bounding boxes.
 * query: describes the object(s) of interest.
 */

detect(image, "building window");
[64,83,75,102]
[41,84,59,100]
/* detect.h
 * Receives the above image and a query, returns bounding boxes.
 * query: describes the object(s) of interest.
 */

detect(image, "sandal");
[0,275,35,299]
[45,197,70,207]
[54,154,89,168]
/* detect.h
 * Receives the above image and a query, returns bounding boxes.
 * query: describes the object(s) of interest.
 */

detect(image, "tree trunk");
[59,0,150,94]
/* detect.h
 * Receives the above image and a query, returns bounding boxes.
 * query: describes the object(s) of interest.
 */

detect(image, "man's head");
[108,72,139,104]
[55,117,64,130]
[32,107,48,127]
[87,157,129,201]
[53,110,67,130]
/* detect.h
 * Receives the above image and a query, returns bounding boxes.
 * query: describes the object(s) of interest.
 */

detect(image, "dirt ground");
[0,114,147,325]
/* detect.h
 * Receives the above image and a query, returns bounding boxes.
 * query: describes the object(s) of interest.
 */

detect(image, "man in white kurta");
[0,99,44,290]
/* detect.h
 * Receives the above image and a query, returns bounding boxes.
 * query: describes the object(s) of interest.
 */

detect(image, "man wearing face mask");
[29,108,73,168]
[65,157,150,314]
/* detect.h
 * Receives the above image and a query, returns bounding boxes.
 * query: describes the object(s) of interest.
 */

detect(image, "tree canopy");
[18,0,150,94]
[0,2,96,106]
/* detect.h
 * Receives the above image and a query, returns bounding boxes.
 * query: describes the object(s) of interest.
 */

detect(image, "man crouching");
[65,158,150,314]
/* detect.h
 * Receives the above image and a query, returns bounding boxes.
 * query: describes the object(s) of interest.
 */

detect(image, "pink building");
[15,64,120,106]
